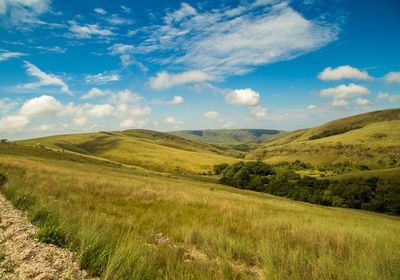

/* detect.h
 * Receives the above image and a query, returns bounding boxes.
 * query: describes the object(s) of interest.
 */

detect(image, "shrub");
[0,173,7,186]
[36,225,66,247]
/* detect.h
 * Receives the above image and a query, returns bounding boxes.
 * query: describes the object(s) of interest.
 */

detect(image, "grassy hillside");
[0,142,399,279]
[16,129,240,174]
[170,129,281,143]
[248,108,400,166]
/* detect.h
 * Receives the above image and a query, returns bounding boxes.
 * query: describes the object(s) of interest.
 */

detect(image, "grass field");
[248,109,400,166]
[0,143,399,279]
[15,130,240,174]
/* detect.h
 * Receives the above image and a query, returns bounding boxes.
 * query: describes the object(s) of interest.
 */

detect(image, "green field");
[0,142,399,279]
[2,108,400,279]
[248,108,400,166]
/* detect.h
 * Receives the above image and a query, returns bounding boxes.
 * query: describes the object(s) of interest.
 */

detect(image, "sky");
[0,0,399,140]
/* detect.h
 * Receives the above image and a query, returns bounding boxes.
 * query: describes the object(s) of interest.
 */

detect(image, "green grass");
[248,108,400,166]
[170,129,281,143]
[0,143,399,279]
[15,130,240,174]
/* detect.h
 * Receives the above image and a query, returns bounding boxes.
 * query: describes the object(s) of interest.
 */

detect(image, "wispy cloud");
[20,60,71,95]
[0,0,51,26]
[134,1,338,77]
[85,72,120,84]
[94,7,106,15]
[0,50,26,61]
[67,20,115,39]
[108,43,147,70]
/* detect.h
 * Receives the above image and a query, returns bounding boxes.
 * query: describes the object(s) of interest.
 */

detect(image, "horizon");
[1,0,400,140]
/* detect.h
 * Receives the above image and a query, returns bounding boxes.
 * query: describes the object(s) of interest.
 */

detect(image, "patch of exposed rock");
[0,194,95,280]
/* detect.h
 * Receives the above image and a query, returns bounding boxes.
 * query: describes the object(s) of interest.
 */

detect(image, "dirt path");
[0,194,94,280]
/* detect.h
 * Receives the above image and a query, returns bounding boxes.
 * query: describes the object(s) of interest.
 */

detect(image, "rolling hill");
[16,129,240,174]
[170,129,282,143]
[247,108,400,166]
[0,142,399,280]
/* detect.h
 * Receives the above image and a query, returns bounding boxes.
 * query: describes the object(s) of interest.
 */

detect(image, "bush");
[36,225,66,247]
[0,173,7,186]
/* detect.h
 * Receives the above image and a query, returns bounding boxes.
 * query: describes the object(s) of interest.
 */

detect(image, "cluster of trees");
[214,161,400,215]
[309,126,361,140]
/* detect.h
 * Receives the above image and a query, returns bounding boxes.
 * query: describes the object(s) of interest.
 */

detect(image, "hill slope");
[16,129,240,173]
[170,129,281,143]
[248,108,400,166]
[0,142,399,280]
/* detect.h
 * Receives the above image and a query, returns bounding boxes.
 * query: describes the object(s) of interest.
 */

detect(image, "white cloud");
[167,96,184,104]
[203,111,219,119]
[320,83,370,99]
[0,50,26,61]
[250,106,267,119]
[109,89,144,105]
[120,119,147,129]
[0,0,51,25]
[72,116,90,127]
[225,88,259,106]
[36,46,66,53]
[164,116,182,125]
[120,5,131,13]
[0,114,30,133]
[135,1,338,77]
[19,95,62,116]
[331,99,349,107]
[94,7,106,14]
[307,104,316,110]
[149,70,214,89]
[377,92,400,102]
[67,21,115,39]
[108,43,146,69]
[384,72,400,84]
[87,104,114,118]
[222,121,234,128]
[318,65,373,81]
[21,61,71,94]
[354,97,370,105]
[106,14,134,25]
[81,88,106,100]
[85,72,120,84]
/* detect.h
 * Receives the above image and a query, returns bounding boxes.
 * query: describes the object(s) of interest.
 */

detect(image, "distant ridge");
[170,129,282,143]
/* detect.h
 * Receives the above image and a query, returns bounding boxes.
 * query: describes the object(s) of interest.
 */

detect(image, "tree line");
[214,161,400,215]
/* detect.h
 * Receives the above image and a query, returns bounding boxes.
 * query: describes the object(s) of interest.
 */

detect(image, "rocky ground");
[0,194,95,280]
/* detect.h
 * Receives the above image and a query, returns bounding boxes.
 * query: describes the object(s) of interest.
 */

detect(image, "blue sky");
[0,0,399,140]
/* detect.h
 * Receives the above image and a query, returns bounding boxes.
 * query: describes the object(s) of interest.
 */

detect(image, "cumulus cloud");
[250,106,267,119]
[67,21,115,39]
[0,0,51,25]
[0,114,30,133]
[0,50,26,61]
[307,104,316,110]
[81,88,106,100]
[203,111,219,119]
[87,104,114,118]
[318,65,373,81]
[384,72,400,84]
[354,97,370,105]
[135,1,338,77]
[225,88,259,106]
[21,61,71,95]
[149,70,215,89]
[164,116,182,125]
[19,95,62,116]
[377,92,400,102]
[168,96,184,104]
[331,99,349,107]
[120,119,147,129]
[320,83,370,99]
[85,72,120,84]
